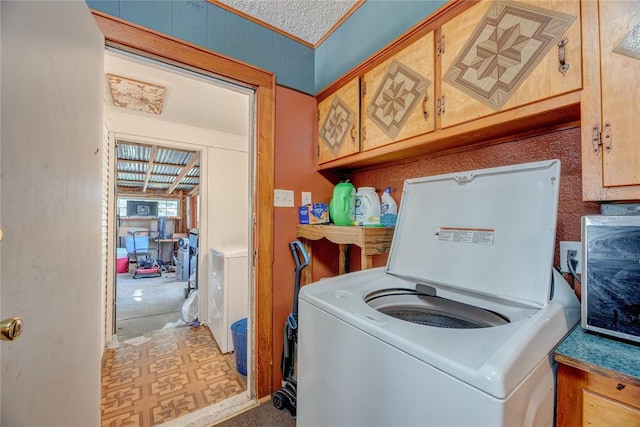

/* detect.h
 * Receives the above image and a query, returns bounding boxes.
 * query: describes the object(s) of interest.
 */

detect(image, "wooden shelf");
[295,224,395,284]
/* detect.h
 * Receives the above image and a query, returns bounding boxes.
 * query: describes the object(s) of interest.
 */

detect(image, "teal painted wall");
[315,0,448,92]
[87,0,315,94]
[88,0,449,95]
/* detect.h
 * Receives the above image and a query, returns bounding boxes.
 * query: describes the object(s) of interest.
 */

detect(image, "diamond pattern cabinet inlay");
[613,22,640,61]
[320,97,355,155]
[318,77,360,164]
[363,31,435,152]
[440,0,581,129]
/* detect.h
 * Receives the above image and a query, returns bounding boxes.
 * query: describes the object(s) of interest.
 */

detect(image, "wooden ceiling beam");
[166,151,199,195]
[117,188,170,198]
[117,171,190,180]
[116,158,201,170]
[117,187,187,198]
[117,179,197,188]
[117,181,196,190]
[142,145,158,193]
[187,185,199,197]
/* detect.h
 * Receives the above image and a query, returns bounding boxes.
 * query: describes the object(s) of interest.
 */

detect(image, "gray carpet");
[215,401,296,427]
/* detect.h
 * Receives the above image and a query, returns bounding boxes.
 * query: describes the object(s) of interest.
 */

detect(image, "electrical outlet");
[301,191,312,206]
[560,241,582,274]
[274,189,294,207]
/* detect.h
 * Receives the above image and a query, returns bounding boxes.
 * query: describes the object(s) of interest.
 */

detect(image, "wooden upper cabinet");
[361,32,436,151]
[581,0,640,201]
[314,0,583,171]
[439,0,582,129]
[317,77,360,164]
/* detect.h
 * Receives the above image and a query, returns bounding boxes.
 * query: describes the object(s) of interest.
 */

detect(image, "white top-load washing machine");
[298,160,580,427]
[208,247,249,353]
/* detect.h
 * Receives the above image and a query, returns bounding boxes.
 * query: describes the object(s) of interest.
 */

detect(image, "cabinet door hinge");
[592,122,613,153]
[317,145,320,158]
[362,126,366,142]
[436,95,445,115]
[603,121,612,152]
[437,34,445,56]
[362,81,366,97]
[591,124,601,152]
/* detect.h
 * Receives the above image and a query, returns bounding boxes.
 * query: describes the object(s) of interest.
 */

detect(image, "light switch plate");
[302,191,312,206]
[274,189,294,207]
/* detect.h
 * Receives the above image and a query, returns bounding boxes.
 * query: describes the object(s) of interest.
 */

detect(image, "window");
[118,198,179,217]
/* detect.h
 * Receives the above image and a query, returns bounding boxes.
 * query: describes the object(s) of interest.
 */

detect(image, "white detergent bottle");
[380,187,398,226]
[353,187,381,226]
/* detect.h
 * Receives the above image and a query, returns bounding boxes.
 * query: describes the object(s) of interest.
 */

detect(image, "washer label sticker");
[434,227,495,245]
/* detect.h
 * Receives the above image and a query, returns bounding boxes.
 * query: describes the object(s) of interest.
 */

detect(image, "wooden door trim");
[92,10,275,399]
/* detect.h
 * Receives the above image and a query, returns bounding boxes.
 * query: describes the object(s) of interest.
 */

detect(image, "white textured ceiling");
[218,0,358,45]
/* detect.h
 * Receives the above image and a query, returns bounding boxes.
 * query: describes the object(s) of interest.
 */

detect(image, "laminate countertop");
[555,325,640,382]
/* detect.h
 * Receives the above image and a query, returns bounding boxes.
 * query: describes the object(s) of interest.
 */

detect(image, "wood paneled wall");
[272,86,339,389]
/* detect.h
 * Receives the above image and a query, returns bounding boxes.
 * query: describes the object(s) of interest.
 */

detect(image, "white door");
[1,2,104,425]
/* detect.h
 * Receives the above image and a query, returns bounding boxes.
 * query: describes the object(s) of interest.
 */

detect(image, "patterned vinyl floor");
[101,325,246,426]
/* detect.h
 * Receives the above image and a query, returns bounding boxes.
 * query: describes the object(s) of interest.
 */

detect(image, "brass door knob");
[0,317,22,341]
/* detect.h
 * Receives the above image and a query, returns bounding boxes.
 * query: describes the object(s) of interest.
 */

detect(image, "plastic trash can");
[230,318,248,375]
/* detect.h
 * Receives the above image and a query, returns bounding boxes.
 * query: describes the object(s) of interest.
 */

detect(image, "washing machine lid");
[386,159,560,308]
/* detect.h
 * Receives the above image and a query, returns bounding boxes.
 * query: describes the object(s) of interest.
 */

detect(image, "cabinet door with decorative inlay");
[318,78,360,164]
[597,0,640,189]
[440,0,581,129]
[362,32,435,152]
[581,0,640,201]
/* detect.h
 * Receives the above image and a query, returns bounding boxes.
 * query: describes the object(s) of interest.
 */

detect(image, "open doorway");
[102,49,256,424]
[113,142,199,342]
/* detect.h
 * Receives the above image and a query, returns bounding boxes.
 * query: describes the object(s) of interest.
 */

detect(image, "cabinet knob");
[616,383,626,391]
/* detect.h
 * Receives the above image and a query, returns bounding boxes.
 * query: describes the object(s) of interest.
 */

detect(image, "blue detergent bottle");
[380,187,398,226]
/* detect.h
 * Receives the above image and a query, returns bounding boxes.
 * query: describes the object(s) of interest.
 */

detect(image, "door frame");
[92,10,275,399]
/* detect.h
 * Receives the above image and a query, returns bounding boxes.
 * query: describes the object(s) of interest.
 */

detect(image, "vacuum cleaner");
[272,240,309,418]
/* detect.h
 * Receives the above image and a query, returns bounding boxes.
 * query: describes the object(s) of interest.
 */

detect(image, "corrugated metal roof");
[116,142,200,196]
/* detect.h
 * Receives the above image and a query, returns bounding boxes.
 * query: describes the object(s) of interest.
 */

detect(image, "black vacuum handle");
[289,240,310,272]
